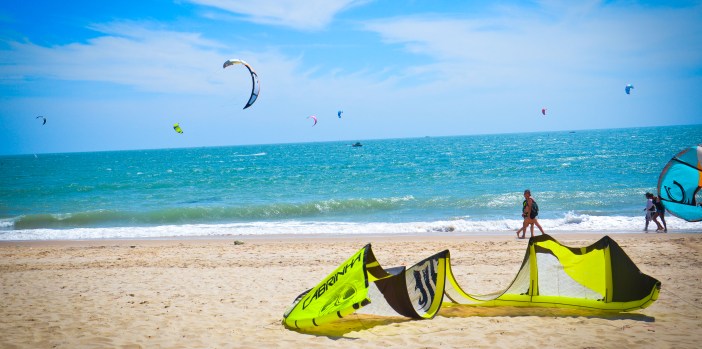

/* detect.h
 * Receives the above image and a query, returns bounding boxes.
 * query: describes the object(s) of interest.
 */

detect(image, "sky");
[1,0,701,155]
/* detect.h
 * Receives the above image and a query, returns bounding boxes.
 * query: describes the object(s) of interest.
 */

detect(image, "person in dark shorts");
[643,192,663,232]
[653,195,667,232]
[517,189,545,239]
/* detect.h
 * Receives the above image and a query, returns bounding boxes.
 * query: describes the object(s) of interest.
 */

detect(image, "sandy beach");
[1,232,701,349]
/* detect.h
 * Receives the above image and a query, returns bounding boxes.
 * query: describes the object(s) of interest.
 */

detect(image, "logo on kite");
[657,145,702,222]
[223,59,260,110]
[625,84,634,95]
[307,115,318,127]
[173,123,183,134]
[541,108,547,116]
[337,110,343,118]
[36,115,46,125]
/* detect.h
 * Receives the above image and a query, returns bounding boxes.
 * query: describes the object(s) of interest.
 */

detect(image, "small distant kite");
[173,123,183,134]
[338,110,343,118]
[223,59,260,109]
[541,108,547,116]
[36,115,46,125]
[308,115,318,127]
[625,84,634,95]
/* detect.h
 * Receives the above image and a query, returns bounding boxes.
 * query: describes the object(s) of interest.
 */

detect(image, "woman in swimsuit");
[517,189,545,239]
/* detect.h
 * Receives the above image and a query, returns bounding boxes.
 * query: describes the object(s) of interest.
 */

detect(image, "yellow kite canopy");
[444,234,660,311]
[283,235,660,329]
[282,244,446,329]
[173,123,183,134]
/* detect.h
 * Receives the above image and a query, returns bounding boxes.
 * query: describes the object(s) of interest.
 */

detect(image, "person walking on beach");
[516,191,535,238]
[643,192,663,232]
[653,194,667,232]
[516,207,533,239]
[517,189,545,239]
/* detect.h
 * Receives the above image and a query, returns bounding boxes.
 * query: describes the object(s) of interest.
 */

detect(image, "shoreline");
[0,230,691,246]
[5,213,701,241]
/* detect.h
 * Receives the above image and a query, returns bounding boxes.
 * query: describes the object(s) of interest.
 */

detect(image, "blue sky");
[1,0,701,155]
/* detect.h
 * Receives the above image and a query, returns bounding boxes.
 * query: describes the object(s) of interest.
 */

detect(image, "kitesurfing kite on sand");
[283,236,660,329]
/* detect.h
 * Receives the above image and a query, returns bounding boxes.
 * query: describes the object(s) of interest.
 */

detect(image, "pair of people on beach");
[644,192,667,232]
[516,189,545,239]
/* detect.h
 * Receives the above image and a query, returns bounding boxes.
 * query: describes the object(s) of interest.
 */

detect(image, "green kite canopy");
[283,244,446,328]
[283,235,660,329]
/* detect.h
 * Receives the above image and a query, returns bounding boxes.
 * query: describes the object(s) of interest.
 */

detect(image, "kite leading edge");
[223,59,260,110]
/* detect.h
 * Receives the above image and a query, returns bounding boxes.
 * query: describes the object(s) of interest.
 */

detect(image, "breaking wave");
[2,213,701,241]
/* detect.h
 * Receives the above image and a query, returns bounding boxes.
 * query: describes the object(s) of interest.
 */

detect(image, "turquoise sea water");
[1,125,701,240]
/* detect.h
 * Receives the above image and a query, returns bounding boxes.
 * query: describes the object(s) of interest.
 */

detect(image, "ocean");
[1,125,701,240]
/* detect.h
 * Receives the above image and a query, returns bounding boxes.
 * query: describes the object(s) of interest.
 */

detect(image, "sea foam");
[1,213,700,241]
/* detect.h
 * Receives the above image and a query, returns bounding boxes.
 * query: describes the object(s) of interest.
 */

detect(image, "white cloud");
[188,0,369,30]
[0,22,260,95]
[362,2,702,88]
[0,19,395,126]
[0,19,397,115]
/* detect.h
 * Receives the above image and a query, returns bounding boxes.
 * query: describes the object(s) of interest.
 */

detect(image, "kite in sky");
[223,59,260,109]
[307,115,318,127]
[173,123,183,134]
[541,108,547,116]
[625,84,634,95]
[338,110,343,118]
[36,115,46,125]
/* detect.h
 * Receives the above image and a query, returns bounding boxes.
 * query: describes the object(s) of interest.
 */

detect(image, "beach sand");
[1,233,701,348]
